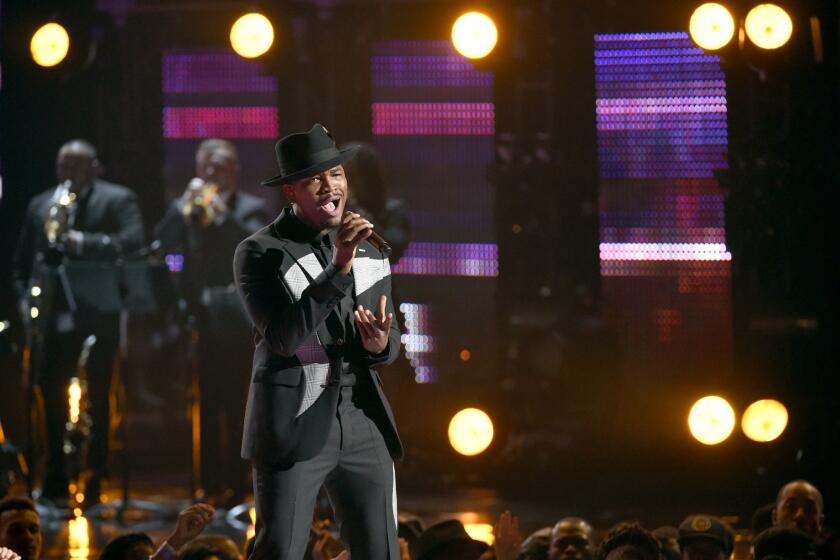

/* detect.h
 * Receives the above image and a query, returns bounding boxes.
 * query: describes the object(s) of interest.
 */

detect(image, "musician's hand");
[354,295,393,354]
[332,212,373,274]
[166,503,215,551]
[65,230,84,256]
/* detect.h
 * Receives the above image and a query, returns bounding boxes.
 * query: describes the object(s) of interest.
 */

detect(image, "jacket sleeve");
[153,202,187,251]
[360,266,402,369]
[81,191,146,259]
[233,238,353,358]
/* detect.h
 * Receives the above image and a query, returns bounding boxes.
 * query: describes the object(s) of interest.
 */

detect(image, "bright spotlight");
[745,4,793,49]
[30,22,70,67]
[448,408,494,456]
[688,396,735,445]
[742,399,788,442]
[689,3,736,50]
[451,11,498,59]
[230,13,275,59]
[464,523,495,545]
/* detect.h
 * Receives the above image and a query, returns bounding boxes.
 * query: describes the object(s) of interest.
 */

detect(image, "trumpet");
[181,178,223,226]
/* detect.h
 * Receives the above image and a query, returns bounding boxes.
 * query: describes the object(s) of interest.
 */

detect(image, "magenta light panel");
[163,107,278,139]
[595,32,732,370]
[400,303,437,383]
[372,103,495,136]
[391,242,499,277]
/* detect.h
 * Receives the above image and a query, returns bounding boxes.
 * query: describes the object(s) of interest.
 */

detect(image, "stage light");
[30,22,70,67]
[230,13,274,59]
[464,523,495,545]
[745,4,793,49]
[688,396,735,445]
[68,514,90,559]
[451,11,498,59]
[460,349,471,361]
[689,3,736,50]
[448,408,494,456]
[742,399,788,442]
[30,307,40,319]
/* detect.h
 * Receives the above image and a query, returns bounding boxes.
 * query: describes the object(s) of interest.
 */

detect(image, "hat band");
[279,146,342,176]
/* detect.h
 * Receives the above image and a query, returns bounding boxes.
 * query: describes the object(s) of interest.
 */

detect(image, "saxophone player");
[11,139,145,505]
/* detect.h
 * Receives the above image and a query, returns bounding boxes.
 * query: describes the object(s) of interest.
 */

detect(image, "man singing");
[233,124,402,559]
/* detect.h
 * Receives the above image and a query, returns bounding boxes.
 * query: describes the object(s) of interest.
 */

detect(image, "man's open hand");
[354,295,393,354]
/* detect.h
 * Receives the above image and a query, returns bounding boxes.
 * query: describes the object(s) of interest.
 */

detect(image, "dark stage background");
[1,0,838,529]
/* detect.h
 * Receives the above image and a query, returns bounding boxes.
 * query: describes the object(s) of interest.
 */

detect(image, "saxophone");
[44,180,78,248]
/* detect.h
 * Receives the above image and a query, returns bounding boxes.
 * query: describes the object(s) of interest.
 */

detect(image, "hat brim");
[261,146,359,187]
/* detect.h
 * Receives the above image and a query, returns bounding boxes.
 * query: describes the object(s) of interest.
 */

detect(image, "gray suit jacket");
[233,208,402,465]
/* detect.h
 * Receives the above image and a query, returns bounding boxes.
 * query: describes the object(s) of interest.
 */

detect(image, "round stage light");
[448,408,494,456]
[30,22,70,67]
[742,399,788,442]
[745,4,793,49]
[689,3,736,50]
[451,11,498,59]
[688,395,735,445]
[230,13,275,59]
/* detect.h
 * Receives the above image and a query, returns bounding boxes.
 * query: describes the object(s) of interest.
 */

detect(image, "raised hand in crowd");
[494,510,523,560]
[0,548,21,560]
[161,503,215,553]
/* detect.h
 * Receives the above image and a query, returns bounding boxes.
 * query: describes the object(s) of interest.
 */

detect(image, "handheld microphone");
[344,211,392,256]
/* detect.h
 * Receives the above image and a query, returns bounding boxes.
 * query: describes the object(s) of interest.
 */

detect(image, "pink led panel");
[372,103,495,136]
[163,107,278,139]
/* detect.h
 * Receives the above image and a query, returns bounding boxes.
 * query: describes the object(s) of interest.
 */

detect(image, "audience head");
[98,532,154,560]
[598,522,659,560]
[652,526,680,560]
[774,480,824,538]
[178,534,240,560]
[677,515,734,560]
[521,527,553,560]
[398,512,426,553]
[413,520,489,560]
[550,517,595,560]
[753,504,776,536]
[753,527,817,560]
[0,497,42,560]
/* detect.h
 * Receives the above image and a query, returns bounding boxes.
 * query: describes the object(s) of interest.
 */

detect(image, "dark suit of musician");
[154,139,267,502]
[11,140,145,502]
[234,125,402,560]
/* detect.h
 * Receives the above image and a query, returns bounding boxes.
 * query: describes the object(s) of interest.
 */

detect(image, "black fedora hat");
[262,123,358,186]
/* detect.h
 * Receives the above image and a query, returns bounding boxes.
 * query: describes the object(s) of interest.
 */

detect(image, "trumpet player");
[12,139,145,505]
[154,138,267,505]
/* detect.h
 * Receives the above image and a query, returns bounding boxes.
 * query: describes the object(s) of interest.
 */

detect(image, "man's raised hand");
[354,295,393,354]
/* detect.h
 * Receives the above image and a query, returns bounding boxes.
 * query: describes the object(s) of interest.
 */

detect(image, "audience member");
[399,513,426,554]
[597,522,659,560]
[753,505,776,537]
[550,518,595,560]
[0,497,41,560]
[774,481,824,538]
[677,515,734,560]
[652,527,680,560]
[753,527,817,560]
[178,535,241,560]
[150,503,215,560]
[414,520,489,560]
[99,533,154,560]
[519,527,552,560]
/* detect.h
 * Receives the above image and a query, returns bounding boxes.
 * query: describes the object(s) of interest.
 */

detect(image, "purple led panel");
[595,32,732,372]
[391,243,499,277]
[162,50,278,94]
